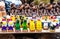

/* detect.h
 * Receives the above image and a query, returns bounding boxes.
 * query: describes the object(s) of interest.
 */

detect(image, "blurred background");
[0,0,60,16]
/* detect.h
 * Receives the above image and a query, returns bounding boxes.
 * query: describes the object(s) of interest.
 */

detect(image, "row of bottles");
[0,15,60,32]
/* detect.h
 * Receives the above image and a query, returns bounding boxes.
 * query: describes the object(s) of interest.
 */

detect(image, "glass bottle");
[30,19,35,32]
[22,20,27,32]
[50,23,55,32]
[8,19,14,32]
[2,18,7,32]
[36,19,42,32]
[15,19,20,31]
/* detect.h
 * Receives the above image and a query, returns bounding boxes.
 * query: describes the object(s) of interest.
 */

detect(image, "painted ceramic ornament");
[16,15,20,20]
[51,16,56,19]
[10,15,15,22]
[29,19,35,32]
[42,21,50,30]
[15,19,20,32]
[50,23,55,32]
[2,18,7,32]
[36,19,42,32]
[22,20,28,32]
[20,16,24,26]
[47,16,51,19]
[8,19,14,32]
[53,19,59,29]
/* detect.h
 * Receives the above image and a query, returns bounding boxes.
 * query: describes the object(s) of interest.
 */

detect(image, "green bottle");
[22,20,27,30]
[15,19,20,30]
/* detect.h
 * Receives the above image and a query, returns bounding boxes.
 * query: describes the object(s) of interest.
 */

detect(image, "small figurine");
[52,19,59,29]
[8,19,14,32]
[2,18,7,32]
[10,15,16,22]
[50,23,56,32]
[51,16,56,19]
[16,15,20,20]
[42,21,50,30]
[29,19,35,32]
[36,19,42,32]
[22,20,28,32]
[15,19,20,32]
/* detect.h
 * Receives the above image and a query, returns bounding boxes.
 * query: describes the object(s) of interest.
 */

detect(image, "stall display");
[0,16,60,33]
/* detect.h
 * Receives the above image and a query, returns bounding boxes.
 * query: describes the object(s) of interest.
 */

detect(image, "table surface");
[0,28,60,34]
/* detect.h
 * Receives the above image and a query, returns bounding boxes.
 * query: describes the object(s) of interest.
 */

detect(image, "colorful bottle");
[36,19,42,32]
[15,19,20,31]
[2,18,7,32]
[8,19,14,32]
[42,21,50,30]
[30,19,35,32]
[22,20,27,32]
[51,16,56,19]
[50,23,55,32]
[16,15,20,20]
[10,15,15,22]
[20,16,24,26]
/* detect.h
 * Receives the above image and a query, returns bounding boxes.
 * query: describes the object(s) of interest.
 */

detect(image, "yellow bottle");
[36,19,42,32]
[30,19,35,32]
[10,15,15,22]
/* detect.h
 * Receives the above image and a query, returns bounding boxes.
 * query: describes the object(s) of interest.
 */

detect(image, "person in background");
[5,1,10,15]
[21,0,34,4]
[24,3,30,16]
[5,0,22,15]
[17,4,24,15]
[10,3,16,15]
[0,1,6,17]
